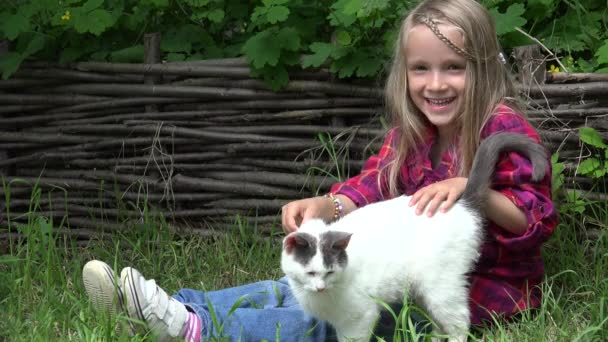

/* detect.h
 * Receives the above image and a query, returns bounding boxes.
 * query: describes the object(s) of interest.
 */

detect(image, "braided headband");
[420,16,476,61]
[419,16,507,65]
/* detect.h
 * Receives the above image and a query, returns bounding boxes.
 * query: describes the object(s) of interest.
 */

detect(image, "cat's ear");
[283,232,313,254]
[331,232,352,251]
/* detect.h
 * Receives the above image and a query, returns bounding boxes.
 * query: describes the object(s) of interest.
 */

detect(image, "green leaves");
[595,40,608,67]
[251,0,290,27]
[1,13,30,40]
[71,0,116,36]
[580,127,607,149]
[577,127,608,179]
[490,3,526,35]
[302,42,334,68]
[0,0,606,85]
[242,30,282,69]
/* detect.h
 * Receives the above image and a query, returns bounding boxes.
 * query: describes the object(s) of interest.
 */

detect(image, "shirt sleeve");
[329,129,400,207]
[481,110,559,251]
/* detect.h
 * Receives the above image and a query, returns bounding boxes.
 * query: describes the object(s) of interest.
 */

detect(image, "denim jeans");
[173,276,428,342]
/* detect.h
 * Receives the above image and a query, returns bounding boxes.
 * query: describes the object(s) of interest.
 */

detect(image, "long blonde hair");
[383,0,519,196]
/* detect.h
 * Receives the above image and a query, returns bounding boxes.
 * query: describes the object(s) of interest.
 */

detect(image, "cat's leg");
[419,287,470,342]
[335,308,379,342]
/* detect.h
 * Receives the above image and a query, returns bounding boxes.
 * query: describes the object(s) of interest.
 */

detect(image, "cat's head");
[281,219,352,293]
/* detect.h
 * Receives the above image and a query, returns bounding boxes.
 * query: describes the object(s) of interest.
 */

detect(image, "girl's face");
[405,23,467,137]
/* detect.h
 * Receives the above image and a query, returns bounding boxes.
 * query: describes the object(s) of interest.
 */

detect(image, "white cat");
[281,133,548,342]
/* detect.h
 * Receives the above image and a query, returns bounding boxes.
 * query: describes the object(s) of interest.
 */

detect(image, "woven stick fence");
[0,43,607,239]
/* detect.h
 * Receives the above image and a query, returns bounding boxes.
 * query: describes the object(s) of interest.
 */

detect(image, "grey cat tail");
[461,132,548,210]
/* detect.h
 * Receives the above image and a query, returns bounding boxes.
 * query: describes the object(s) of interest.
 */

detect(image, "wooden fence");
[1,44,607,240]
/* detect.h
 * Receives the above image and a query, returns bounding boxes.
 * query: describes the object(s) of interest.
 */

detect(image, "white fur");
[281,195,482,342]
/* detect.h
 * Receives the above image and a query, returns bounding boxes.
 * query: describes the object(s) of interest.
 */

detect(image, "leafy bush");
[1,0,607,88]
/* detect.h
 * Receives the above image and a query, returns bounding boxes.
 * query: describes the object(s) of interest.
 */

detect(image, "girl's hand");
[281,197,334,234]
[409,177,468,217]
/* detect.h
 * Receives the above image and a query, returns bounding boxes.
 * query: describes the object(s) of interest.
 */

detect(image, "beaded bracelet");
[324,193,343,221]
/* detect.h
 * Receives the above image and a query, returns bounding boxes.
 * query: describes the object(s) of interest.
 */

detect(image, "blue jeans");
[173,277,429,341]
[173,277,328,341]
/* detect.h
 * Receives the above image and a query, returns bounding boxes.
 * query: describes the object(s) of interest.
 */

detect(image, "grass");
[0,186,606,341]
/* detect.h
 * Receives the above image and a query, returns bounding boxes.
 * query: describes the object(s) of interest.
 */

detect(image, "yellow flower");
[548,64,560,73]
[61,10,71,21]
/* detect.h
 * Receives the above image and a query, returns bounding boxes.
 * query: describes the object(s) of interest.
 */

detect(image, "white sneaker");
[82,260,131,334]
[121,266,189,341]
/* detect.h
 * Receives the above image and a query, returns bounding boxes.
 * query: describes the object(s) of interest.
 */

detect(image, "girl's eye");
[448,64,464,70]
[412,65,427,71]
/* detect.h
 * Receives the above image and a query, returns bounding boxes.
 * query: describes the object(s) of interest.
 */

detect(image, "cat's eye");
[326,271,334,276]
[307,272,316,276]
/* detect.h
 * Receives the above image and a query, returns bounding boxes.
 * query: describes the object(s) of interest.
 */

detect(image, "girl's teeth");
[428,98,452,105]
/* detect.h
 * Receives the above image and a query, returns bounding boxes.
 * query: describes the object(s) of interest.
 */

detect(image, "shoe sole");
[83,260,124,317]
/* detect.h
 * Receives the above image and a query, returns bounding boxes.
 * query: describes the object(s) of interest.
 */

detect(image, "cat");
[281,132,548,342]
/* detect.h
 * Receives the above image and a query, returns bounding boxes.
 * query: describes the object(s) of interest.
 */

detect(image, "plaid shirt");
[330,105,558,324]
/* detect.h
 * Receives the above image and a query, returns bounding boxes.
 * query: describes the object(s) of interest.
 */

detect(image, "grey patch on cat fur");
[320,231,349,268]
[291,232,317,266]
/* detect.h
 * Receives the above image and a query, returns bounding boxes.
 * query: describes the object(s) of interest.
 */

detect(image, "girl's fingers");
[426,191,447,217]
[409,191,422,206]
[281,205,299,233]
[415,191,434,215]
[440,191,458,213]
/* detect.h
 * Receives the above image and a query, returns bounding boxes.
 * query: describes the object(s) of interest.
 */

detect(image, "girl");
[83,0,557,340]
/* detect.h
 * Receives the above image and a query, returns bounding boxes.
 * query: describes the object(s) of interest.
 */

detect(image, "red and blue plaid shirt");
[330,105,558,324]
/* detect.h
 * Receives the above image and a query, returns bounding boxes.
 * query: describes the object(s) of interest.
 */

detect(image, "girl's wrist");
[324,193,344,221]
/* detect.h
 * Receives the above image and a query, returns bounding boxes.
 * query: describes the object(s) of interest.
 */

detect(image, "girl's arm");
[486,189,527,235]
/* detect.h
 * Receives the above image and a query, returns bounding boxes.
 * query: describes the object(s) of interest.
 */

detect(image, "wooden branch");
[50,83,290,100]
[215,157,366,173]
[519,82,608,97]
[526,107,608,119]
[546,72,608,83]
[164,97,381,111]
[68,150,239,167]
[0,176,111,192]
[0,78,63,90]
[198,171,333,189]
[14,68,140,83]
[48,109,244,126]
[205,125,384,137]
[0,93,109,105]
[144,32,162,113]
[72,61,254,78]
[172,79,382,98]
[204,198,287,211]
[26,124,293,143]
[0,104,52,115]
[172,174,303,198]
[0,151,106,168]
[207,107,380,123]
[167,57,248,67]
[0,131,100,144]
[114,163,257,173]
[45,97,196,114]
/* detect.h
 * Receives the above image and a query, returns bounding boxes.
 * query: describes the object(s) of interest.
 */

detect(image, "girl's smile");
[405,23,467,136]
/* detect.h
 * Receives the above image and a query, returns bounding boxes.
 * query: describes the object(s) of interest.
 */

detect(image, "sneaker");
[121,266,189,341]
[82,260,130,334]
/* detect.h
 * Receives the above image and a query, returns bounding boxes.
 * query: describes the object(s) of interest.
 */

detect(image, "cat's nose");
[316,285,325,292]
